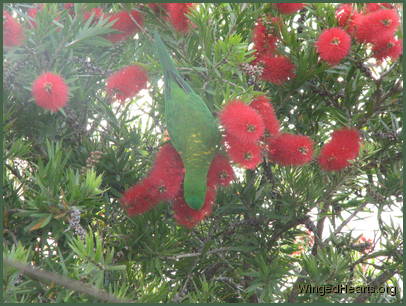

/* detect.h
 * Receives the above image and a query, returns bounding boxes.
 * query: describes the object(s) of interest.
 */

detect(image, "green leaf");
[26,214,52,232]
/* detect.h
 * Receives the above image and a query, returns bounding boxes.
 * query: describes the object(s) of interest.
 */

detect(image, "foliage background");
[3,2,403,303]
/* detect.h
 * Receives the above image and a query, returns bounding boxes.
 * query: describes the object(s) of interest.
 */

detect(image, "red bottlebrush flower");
[225,134,263,169]
[268,133,314,166]
[336,4,354,27]
[207,154,235,188]
[330,128,361,160]
[318,145,350,171]
[64,3,74,9]
[318,127,361,171]
[151,143,184,174]
[31,72,69,112]
[358,235,373,254]
[253,19,278,58]
[316,27,351,66]
[335,4,359,35]
[355,9,400,43]
[105,10,144,42]
[166,3,194,33]
[250,96,280,137]
[83,8,104,22]
[27,4,44,28]
[173,187,216,228]
[120,178,161,216]
[253,19,267,53]
[270,16,284,28]
[3,10,24,47]
[366,3,394,13]
[121,143,184,216]
[27,4,61,31]
[275,3,305,14]
[148,3,168,13]
[148,3,158,11]
[260,55,296,85]
[219,100,265,143]
[149,175,183,201]
[63,3,75,15]
[27,8,38,26]
[149,143,185,200]
[148,3,160,13]
[372,37,403,61]
[106,65,148,101]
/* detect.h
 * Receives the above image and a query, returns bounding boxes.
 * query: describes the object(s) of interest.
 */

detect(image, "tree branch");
[5,163,24,182]
[353,269,398,302]
[268,216,309,246]
[163,247,231,260]
[287,272,306,303]
[357,78,402,129]
[4,257,134,303]
[351,250,390,268]
[311,203,329,256]
[330,200,369,238]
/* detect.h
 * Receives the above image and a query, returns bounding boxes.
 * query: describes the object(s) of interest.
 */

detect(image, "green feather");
[153,32,193,96]
[154,33,220,210]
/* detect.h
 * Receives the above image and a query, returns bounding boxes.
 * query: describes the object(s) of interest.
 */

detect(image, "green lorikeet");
[154,33,220,210]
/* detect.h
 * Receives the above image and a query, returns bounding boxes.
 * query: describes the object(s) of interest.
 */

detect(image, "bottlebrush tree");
[3,2,403,303]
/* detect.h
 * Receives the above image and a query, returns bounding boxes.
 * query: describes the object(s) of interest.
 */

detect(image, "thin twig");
[163,247,231,260]
[351,250,390,268]
[311,203,329,255]
[6,163,24,182]
[268,216,309,246]
[330,200,369,238]
[354,269,398,302]
[357,78,402,128]
[3,229,19,245]
[213,276,244,292]
[377,63,398,83]
[4,257,134,303]
[288,269,309,303]
[171,249,202,302]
